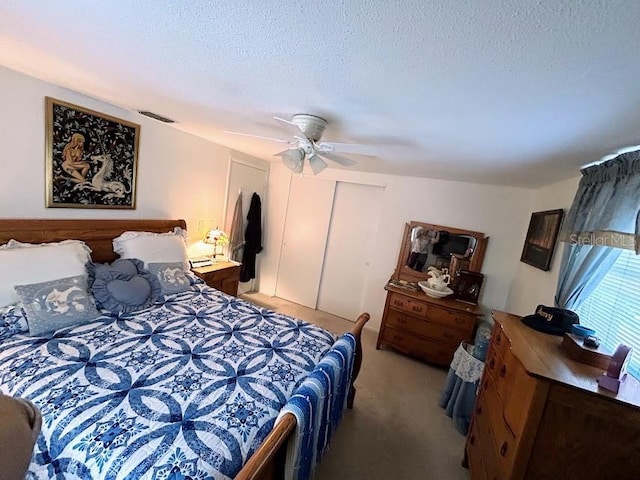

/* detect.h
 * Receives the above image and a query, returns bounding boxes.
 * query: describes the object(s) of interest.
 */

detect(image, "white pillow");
[0,240,92,308]
[112,228,189,271]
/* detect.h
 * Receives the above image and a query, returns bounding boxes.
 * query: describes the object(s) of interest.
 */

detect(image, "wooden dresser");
[192,261,241,296]
[467,311,640,480]
[376,284,483,366]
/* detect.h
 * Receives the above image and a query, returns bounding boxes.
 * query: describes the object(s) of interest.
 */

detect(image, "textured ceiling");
[1,0,639,187]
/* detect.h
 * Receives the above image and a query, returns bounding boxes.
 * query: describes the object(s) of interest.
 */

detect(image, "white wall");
[504,176,581,316]
[1,65,580,327]
[0,66,267,251]
[260,164,536,331]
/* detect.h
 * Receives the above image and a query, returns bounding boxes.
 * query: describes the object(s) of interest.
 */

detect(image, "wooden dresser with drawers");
[376,284,483,366]
[466,310,640,480]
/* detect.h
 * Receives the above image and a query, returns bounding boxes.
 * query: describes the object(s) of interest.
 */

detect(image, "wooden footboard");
[236,312,370,480]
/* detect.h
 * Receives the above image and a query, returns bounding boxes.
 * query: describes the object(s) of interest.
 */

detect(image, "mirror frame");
[394,221,488,282]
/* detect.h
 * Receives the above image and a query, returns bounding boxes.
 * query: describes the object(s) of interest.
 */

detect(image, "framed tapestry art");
[45,97,139,208]
[520,209,564,271]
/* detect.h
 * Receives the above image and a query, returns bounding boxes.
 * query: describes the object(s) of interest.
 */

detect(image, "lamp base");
[209,254,228,263]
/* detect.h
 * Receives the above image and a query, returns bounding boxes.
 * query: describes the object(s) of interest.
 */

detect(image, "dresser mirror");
[394,221,488,282]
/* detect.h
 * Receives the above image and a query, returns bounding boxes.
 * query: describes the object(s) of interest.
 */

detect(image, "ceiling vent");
[138,111,175,123]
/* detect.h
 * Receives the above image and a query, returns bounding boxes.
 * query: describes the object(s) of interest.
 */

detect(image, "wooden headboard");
[0,219,187,263]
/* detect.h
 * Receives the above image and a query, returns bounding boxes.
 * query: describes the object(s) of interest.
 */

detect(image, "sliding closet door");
[275,175,336,308]
[317,182,384,321]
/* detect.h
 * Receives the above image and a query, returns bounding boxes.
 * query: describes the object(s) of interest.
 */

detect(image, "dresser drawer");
[466,420,487,480]
[427,305,476,332]
[473,393,502,480]
[385,309,467,346]
[500,348,537,439]
[382,326,453,365]
[388,292,428,318]
[492,323,510,358]
[480,373,518,478]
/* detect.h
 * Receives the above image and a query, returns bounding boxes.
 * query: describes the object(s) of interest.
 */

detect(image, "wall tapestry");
[520,208,564,271]
[45,97,139,209]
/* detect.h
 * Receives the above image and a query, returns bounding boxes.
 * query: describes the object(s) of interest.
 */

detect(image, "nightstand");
[192,261,241,296]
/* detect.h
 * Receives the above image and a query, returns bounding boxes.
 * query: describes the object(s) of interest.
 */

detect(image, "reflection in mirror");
[405,226,478,273]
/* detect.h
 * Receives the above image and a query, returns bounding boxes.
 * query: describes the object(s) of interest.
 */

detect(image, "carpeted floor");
[241,292,471,480]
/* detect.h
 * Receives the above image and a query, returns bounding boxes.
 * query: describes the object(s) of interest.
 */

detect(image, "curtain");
[559,150,640,251]
[555,150,640,309]
[554,243,621,310]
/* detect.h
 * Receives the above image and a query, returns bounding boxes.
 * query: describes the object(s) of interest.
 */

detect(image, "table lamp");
[204,227,229,261]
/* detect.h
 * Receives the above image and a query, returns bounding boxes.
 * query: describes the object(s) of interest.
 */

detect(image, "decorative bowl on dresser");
[466,310,640,480]
[376,220,489,366]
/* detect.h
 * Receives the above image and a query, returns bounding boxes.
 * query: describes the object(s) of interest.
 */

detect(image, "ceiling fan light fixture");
[308,154,328,175]
[280,148,305,173]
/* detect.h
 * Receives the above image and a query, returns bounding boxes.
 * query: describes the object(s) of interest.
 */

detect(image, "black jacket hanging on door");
[240,192,263,282]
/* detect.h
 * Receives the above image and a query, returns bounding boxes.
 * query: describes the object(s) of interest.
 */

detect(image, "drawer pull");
[499,365,507,378]
[475,405,482,415]
[495,333,502,345]
[483,379,489,390]
[397,317,407,324]
[393,300,403,306]
[412,306,422,312]
[500,441,508,456]
[488,358,496,369]
[469,434,475,446]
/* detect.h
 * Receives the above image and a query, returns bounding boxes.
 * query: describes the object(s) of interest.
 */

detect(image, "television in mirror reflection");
[405,226,477,273]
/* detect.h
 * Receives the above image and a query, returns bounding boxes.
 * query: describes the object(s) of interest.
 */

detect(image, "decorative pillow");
[14,275,101,337]
[88,258,162,313]
[0,240,92,308]
[112,228,189,271]
[148,262,192,295]
[0,304,29,340]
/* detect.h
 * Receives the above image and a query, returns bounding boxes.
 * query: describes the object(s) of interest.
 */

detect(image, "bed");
[0,219,369,480]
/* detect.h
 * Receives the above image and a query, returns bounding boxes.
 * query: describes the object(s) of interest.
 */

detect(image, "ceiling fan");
[225,114,375,175]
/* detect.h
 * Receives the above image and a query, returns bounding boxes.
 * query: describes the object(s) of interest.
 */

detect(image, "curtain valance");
[559,150,640,252]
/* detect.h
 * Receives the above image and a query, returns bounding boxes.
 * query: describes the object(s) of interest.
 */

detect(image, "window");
[576,249,640,380]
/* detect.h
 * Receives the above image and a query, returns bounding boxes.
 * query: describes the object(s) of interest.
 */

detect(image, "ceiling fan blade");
[224,131,294,144]
[273,116,296,126]
[273,116,310,139]
[317,141,378,157]
[307,154,328,175]
[319,151,357,167]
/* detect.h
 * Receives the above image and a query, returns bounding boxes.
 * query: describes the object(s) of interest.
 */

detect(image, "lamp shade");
[204,227,229,259]
[281,148,305,173]
[308,153,328,174]
[204,227,229,245]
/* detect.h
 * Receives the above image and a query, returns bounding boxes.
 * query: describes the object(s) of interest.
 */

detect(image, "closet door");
[224,159,268,294]
[317,182,384,321]
[275,175,336,308]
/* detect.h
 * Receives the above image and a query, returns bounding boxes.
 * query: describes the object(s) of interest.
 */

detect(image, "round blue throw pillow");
[88,258,162,313]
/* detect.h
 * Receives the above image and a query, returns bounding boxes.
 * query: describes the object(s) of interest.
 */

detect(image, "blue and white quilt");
[0,281,336,479]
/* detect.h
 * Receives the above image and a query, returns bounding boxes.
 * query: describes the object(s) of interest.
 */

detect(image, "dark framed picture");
[452,270,484,304]
[45,97,139,209]
[520,209,564,271]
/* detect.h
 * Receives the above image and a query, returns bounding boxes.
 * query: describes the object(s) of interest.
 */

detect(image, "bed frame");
[0,218,370,480]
